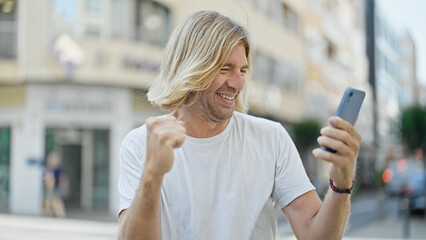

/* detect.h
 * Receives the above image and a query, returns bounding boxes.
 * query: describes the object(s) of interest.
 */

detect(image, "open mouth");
[216,93,235,101]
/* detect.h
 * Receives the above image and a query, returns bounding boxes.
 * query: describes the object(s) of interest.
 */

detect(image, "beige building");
[0,0,311,216]
[302,0,374,187]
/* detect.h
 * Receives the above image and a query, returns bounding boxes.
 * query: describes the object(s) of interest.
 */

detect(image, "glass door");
[45,128,109,212]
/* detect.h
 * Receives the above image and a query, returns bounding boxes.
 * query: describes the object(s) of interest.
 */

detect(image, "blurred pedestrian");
[43,151,68,217]
[118,10,361,239]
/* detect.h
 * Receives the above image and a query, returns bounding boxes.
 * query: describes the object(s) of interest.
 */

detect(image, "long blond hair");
[147,10,251,112]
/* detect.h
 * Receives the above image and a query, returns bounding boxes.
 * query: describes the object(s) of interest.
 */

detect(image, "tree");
[293,120,321,186]
[294,120,321,151]
[400,105,426,215]
[400,105,426,160]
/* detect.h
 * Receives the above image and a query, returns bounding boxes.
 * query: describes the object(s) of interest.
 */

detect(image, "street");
[277,191,426,239]
[0,192,425,240]
[347,191,399,232]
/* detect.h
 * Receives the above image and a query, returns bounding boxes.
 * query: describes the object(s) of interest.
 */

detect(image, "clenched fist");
[145,116,186,177]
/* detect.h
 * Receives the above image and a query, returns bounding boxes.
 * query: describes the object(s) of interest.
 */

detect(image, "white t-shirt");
[118,111,314,240]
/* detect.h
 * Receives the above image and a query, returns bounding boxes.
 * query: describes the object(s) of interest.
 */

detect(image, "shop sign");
[121,56,160,73]
[45,99,112,114]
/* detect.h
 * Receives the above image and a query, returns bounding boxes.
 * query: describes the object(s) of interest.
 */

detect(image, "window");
[86,0,100,12]
[0,0,17,59]
[253,52,302,93]
[253,52,274,84]
[282,3,299,35]
[326,40,337,60]
[135,0,170,45]
[246,0,299,36]
[85,25,101,38]
[92,130,109,208]
[45,128,110,210]
[375,50,383,70]
[53,0,77,22]
[325,0,336,13]
[274,61,302,93]
[0,128,10,211]
[255,0,271,15]
[270,0,284,25]
[111,0,125,39]
[306,0,323,13]
[374,15,383,37]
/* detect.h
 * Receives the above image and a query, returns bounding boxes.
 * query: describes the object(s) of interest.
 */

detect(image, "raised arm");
[118,116,186,240]
[282,116,360,240]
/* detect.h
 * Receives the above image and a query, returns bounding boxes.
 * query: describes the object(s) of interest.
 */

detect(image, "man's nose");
[227,70,244,91]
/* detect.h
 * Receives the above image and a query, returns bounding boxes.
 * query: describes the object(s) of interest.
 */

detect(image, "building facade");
[399,32,419,108]
[0,0,169,215]
[0,0,310,216]
[302,0,374,188]
[1,0,389,217]
[365,0,420,170]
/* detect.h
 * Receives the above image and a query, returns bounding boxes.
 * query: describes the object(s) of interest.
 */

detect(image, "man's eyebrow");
[223,63,250,69]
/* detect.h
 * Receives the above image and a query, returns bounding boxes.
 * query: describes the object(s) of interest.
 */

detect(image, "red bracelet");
[329,178,354,194]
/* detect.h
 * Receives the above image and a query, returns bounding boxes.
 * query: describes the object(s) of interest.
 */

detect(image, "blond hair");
[147,10,251,112]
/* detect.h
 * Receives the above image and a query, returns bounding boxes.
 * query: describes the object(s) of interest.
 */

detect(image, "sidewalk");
[0,213,119,240]
[278,215,426,240]
[344,214,426,240]
[0,213,425,240]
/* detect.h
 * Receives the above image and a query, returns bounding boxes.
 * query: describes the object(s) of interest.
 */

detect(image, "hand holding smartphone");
[322,87,365,153]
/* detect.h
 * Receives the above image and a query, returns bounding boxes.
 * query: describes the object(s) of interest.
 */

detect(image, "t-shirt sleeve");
[272,123,315,209]
[117,126,146,217]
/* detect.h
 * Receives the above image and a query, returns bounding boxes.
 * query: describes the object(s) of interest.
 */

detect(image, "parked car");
[385,160,421,196]
[384,159,425,214]
[407,170,426,214]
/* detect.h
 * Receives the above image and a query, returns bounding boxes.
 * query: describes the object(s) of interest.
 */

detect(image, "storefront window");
[44,128,109,211]
[45,128,56,155]
[0,128,10,212]
[85,25,101,38]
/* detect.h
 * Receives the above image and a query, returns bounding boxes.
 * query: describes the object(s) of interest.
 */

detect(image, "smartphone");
[322,87,365,153]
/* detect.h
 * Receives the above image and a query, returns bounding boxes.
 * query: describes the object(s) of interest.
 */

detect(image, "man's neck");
[173,108,231,138]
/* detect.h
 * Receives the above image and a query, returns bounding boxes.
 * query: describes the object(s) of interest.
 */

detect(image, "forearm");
[119,169,164,240]
[306,189,351,240]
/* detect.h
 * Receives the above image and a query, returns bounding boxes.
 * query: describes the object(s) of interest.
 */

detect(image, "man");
[118,10,360,240]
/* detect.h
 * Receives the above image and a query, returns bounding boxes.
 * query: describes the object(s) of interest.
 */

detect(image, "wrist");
[142,167,165,185]
[331,179,353,189]
[144,159,169,178]
[329,168,355,189]
[329,178,354,194]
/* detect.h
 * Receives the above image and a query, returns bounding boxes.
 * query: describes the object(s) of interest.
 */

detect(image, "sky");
[377,0,426,85]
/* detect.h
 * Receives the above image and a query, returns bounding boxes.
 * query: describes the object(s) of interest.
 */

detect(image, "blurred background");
[0,0,425,239]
